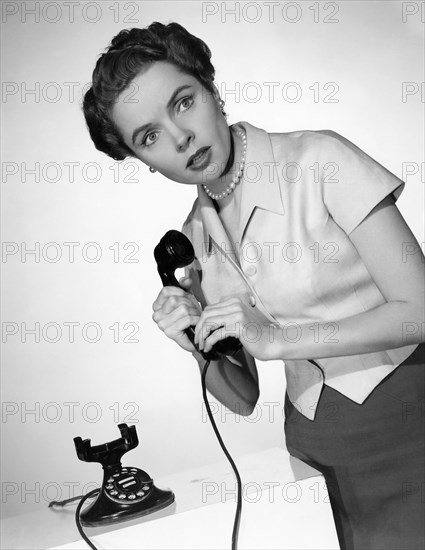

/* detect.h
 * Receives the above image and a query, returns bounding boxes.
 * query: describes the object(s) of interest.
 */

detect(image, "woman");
[83,22,424,550]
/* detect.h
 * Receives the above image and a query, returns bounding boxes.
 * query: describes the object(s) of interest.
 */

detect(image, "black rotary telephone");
[154,229,242,360]
[73,424,175,527]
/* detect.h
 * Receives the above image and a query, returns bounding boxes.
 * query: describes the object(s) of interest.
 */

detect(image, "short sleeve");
[317,130,405,235]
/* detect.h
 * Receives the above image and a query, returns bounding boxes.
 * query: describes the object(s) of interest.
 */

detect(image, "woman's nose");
[174,127,194,152]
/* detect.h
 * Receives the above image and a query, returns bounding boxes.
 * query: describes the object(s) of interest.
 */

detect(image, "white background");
[1,0,424,519]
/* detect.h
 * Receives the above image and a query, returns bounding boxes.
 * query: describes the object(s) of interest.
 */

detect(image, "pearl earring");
[149,166,156,173]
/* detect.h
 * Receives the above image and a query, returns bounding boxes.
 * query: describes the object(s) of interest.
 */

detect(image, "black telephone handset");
[154,229,243,361]
[73,424,174,527]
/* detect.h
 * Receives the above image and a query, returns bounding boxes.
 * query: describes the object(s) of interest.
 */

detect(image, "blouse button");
[245,265,257,276]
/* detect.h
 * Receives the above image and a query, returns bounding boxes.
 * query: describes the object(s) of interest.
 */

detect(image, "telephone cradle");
[74,423,175,527]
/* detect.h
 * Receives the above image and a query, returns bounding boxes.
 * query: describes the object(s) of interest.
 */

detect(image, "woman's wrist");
[191,349,205,364]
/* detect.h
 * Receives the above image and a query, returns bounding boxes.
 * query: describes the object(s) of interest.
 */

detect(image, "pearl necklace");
[202,127,247,200]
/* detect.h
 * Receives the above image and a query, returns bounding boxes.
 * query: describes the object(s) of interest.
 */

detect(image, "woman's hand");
[193,296,284,361]
[152,277,202,353]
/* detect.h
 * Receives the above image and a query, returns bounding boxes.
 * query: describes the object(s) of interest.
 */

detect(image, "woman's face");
[111,61,231,185]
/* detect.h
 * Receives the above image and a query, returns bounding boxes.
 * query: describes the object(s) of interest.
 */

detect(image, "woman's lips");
[187,147,211,170]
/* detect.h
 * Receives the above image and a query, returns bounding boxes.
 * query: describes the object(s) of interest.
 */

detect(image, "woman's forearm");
[277,300,424,360]
[191,349,259,416]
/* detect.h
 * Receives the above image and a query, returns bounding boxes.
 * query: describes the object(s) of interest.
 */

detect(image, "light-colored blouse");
[182,121,418,420]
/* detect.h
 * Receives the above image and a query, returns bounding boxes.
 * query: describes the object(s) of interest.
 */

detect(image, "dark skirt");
[284,343,425,550]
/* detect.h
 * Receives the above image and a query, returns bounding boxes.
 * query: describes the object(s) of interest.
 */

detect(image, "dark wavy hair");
[82,22,219,161]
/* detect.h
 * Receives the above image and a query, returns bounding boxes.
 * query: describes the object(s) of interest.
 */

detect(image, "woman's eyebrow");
[131,84,193,145]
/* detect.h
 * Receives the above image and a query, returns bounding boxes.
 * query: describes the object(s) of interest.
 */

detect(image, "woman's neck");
[209,124,245,213]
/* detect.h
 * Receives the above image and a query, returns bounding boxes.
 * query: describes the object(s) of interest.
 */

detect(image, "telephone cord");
[201,358,242,550]
[75,489,102,550]
[49,489,100,549]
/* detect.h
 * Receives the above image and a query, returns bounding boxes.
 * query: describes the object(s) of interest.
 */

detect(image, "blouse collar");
[196,120,285,253]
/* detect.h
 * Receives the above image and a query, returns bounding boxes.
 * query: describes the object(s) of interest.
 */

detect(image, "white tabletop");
[1,448,339,550]
[51,477,339,550]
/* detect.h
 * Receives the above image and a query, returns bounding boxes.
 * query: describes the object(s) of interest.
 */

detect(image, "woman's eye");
[178,95,194,113]
[142,131,158,147]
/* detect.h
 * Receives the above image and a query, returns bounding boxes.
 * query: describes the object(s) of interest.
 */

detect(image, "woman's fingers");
[151,286,202,353]
[194,300,243,349]
[178,276,193,290]
[153,300,199,323]
[156,304,200,353]
[200,315,242,353]
[157,305,200,333]
[152,285,187,311]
